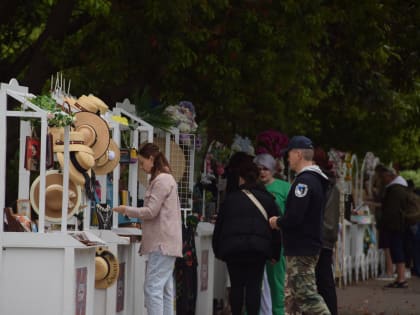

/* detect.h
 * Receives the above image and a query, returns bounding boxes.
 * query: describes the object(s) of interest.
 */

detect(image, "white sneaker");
[377,273,395,280]
[405,270,411,279]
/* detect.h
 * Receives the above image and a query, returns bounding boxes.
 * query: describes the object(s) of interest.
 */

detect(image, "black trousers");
[315,248,338,315]
[226,257,266,315]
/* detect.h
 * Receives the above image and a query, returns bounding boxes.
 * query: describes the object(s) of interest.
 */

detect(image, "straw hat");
[48,126,64,146]
[54,131,96,186]
[63,96,77,112]
[95,247,119,289]
[94,139,120,175]
[138,139,186,185]
[74,94,99,113]
[30,170,82,222]
[87,94,109,115]
[73,111,110,159]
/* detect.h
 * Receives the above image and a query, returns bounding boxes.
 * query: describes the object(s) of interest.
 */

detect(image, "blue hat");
[282,136,313,154]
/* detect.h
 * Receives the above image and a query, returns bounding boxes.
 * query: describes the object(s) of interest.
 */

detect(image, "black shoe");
[384,280,408,288]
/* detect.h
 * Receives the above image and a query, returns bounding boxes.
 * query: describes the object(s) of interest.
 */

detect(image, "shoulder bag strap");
[242,189,268,221]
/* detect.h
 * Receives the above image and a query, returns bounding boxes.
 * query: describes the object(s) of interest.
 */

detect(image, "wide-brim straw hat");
[73,112,110,159]
[54,131,96,186]
[53,130,95,154]
[56,152,95,186]
[63,96,77,113]
[48,126,64,146]
[30,170,82,222]
[87,94,109,115]
[73,94,99,113]
[95,247,119,289]
[94,139,120,175]
[138,139,186,186]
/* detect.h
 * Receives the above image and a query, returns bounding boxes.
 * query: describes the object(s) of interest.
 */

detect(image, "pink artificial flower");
[216,164,225,176]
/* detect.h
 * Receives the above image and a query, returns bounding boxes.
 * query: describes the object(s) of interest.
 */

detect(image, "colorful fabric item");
[266,179,290,315]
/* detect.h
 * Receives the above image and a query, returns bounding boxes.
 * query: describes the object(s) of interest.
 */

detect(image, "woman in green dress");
[254,153,291,315]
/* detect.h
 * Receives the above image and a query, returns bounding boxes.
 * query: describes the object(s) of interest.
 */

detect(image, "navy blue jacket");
[277,165,329,256]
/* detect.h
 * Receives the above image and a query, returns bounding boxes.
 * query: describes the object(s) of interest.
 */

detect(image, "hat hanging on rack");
[138,138,186,186]
[94,139,120,175]
[73,95,100,113]
[30,170,82,222]
[73,111,110,159]
[48,126,64,146]
[63,96,77,110]
[95,247,119,289]
[87,94,109,115]
[54,130,96,186]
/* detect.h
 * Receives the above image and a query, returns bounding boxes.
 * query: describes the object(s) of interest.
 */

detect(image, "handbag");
[242,189,268,220]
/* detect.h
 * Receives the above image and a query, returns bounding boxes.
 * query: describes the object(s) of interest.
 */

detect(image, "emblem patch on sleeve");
[295,183,308,197]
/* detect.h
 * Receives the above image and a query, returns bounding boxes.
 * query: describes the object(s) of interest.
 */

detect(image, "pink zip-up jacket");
[125,173,182,257]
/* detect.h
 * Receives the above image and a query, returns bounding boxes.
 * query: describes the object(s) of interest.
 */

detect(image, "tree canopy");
[1,0,419,167]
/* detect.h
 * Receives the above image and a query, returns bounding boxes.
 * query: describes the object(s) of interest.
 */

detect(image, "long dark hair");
[238,157,261,190]
[139,143,171,180]
[225,152,252,193]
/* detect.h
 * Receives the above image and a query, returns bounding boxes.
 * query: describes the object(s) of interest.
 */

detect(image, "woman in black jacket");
[212,156,281,315]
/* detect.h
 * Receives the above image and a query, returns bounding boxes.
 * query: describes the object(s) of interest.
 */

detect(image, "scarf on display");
[70,151,96,200]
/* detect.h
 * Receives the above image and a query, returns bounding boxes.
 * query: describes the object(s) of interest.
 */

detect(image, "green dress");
[266,178,290,315]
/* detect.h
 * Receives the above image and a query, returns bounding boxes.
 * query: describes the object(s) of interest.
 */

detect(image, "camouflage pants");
[284,256,331,315]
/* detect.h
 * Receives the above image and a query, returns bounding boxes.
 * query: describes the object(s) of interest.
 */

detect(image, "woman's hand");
[269,216,280,230]
[112,205,126,215]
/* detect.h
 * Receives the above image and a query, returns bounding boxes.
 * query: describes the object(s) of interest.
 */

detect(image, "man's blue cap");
[282,135,313,154]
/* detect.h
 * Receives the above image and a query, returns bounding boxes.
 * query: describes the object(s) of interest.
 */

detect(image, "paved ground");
[337,275,420,315]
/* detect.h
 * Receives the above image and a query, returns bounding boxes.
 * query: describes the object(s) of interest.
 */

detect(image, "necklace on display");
[95,203,113,230]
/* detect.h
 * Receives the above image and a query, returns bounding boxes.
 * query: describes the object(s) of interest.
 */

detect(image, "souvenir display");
[30,170,82,222]
[95,247,120,289]
[95,203,113,230]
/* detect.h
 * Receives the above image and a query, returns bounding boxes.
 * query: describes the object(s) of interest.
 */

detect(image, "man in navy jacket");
[269,136,331,315]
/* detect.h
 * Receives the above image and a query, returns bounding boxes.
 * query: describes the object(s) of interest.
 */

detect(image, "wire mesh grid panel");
[176,134,195,212]
[142,134,195,219]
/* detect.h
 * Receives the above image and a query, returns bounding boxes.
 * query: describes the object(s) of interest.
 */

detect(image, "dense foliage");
[1,0,419,167]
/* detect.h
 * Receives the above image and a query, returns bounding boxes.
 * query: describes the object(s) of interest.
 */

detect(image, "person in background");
[311,147,340,315]
[372,167,395,281]
[254,153,290,315]
[375,164,409,288]
[212,156,282,315]
[112,143,182,315]
[269,135,331,315]
[405,179,420,277]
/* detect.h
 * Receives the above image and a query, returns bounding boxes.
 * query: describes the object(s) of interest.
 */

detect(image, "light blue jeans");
[144,251,176,315]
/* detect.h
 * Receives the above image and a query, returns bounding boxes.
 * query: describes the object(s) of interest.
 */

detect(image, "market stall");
[0,78,102,315]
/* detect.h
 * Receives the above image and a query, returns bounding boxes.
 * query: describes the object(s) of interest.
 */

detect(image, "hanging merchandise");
[30,170,82,222]
[73,111,110,160]
[95,203,113,230]
[175,215,199,315]
[25,136,40,172]
[93,139,121,175]
[95,247,120,289]
[54,130,96,200]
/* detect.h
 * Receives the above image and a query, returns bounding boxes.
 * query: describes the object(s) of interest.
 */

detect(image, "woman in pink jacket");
[113,143,182,315]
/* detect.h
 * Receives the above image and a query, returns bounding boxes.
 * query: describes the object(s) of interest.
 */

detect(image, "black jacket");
[278,165,329,256]
[212,185,281,262]
[380,183,408,232]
